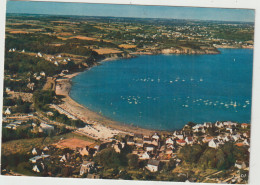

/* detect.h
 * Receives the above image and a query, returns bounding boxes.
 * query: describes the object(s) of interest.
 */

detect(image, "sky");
[6,1,255,22]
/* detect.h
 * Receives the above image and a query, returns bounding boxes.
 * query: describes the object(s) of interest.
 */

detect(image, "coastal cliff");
[160,47,220,55]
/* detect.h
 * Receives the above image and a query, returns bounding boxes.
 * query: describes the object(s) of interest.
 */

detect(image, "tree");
[180,144,204,163]
[127,154,139,169]
[216,149,227,170]
[33,90,55,110]
[94,148,122,169]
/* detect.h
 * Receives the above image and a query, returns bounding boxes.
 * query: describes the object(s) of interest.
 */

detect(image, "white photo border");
[0,1,259,185]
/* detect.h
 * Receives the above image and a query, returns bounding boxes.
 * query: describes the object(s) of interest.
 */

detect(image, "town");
[2,111,250,183]
[1,14,253,183]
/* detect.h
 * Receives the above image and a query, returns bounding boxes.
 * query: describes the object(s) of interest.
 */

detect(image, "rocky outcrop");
[160,47,220,55]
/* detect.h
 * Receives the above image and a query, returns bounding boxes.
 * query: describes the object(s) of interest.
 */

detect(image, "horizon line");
[6,12,255,24]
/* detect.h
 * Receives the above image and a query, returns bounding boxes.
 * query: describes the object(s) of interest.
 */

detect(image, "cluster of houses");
[33,71,46,81]
[4,120,23,130]
[4,111,249,179]
[27,142,101,177]
[118,121,250,172]
[191,121,250,149]
[46,54,72,66]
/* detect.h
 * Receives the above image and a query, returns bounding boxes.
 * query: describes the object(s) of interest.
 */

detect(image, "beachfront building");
[152,133,160,141]
[241,123,249,129]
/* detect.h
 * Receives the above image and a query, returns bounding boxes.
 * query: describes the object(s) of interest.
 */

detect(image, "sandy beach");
[55,68,165,141]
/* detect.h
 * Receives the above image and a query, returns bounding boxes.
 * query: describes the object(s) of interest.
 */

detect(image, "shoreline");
[54,48,251,138]
[55,60,169,136]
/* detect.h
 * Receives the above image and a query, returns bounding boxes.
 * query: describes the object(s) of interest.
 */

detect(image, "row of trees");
[2,126,46,143]
[180,142,249,170]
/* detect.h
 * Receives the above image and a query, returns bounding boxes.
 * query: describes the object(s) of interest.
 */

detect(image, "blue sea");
[70,49,253,130]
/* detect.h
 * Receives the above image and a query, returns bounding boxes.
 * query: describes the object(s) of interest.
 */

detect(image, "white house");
[241,123,249,129]
[185,137,194,145]
[29,155,50,163]
[166,138,174,145]
[226,127,233,133]
[39,123,54,134]
[152,133,160,140]
[29,156,41,163]
[173,131,184,140]
[80,161,94,175]
[79,147,89,156]
[208,139,220,149]
[37,52,42,57]
[145,144,155,152]
[223,121,238,127]
[204,122,213,128]
[140,151,150,160]
[192,124,204,130]
[32,165,40,173]
[243,139,250,146]
[4,108,11,115]
[60,155,67,162]
[232,134,240,142]
[5,87,11,92]
[223,136,231,142]
[146,159,160,172]
[113,144,121,153]
[32,148,37,155]
[40,71,46,77]
[234,161,247,169]
[215,121,224,128]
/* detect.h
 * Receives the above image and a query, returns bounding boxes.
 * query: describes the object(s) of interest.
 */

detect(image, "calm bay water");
[70,49,253,130]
